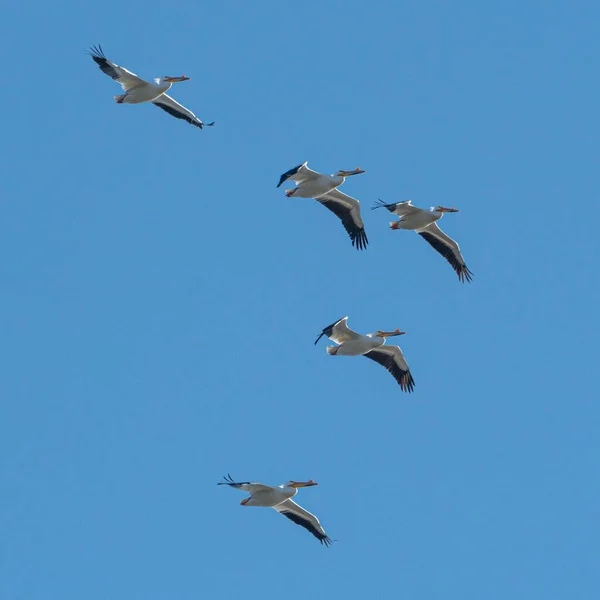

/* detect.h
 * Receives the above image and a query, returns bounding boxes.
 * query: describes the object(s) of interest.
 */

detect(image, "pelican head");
[335,167,366,177]
[375,328,406,338]
[433,205,459,213]
[163,75,191,83]
[287,480,318,488]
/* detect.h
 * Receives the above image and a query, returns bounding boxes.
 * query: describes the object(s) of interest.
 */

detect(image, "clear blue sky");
[1,1,598,598]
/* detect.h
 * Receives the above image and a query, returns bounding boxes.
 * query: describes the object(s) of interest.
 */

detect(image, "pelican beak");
[164,75,190,82]
[339,167,366,176]
[290,480,318,488]
[438,206,459,213]
[377,329,406,338]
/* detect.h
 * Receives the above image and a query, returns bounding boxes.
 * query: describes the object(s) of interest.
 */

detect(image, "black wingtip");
[277,162,304,188]
[88,44,105,59]
[371,198,395,212]
[315,316,347,345]
[351,229,369,250]
[459,266,474,283]
[401,372,416,393]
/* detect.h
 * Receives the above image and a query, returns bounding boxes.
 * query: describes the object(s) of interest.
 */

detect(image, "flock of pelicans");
[90,45,474,547]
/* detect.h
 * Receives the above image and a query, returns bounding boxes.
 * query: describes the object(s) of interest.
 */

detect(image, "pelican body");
[373,200,473,282]
[113,78,177,104]
[277,161,368,250]
[315,316,415,392]
[230,480,311,507]
[389,205,448,230]
[326,332,387,356]
[218,475,332,546]
[278,165,363,199]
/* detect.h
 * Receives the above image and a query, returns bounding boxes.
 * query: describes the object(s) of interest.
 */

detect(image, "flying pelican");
[88,45,214,129]
[218,474,332,546]
[277,162,368,250]
[315,316,415,392]
[373,200,473,282]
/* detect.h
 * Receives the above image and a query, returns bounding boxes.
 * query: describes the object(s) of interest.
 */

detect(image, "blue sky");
[1,0,599,598]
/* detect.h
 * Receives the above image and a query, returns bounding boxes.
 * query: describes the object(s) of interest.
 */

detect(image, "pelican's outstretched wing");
[217,474,274,494]
[152,94,214,129]
[372,199,421,218]
[314,316,361,346]
[277,162,320,187]
[363,345,415,392]
[316,189,368,250]
[274,499,332,546]
[88,45,146,91]
[417,222,473,283]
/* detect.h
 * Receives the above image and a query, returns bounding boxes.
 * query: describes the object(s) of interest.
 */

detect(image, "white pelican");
[88,45,214,129]
[373,200,473,282]
[277,162,368,250]
[218,474,332,546]
[315,316,415,392]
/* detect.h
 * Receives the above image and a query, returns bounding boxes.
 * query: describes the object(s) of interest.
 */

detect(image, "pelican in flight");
[315,316,415,392]
[373,200,473,282]
[277,162,368,250]
[88,45,214,129]
[218,475,332,546]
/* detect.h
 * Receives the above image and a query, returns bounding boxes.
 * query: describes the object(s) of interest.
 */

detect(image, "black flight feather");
[314,316,347,345]
[152,100,203,128]
[363,349,415,392]
[318,199,368,250]
[418,232,473,283]
[279,510,332,546]
[277,163,304,188]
